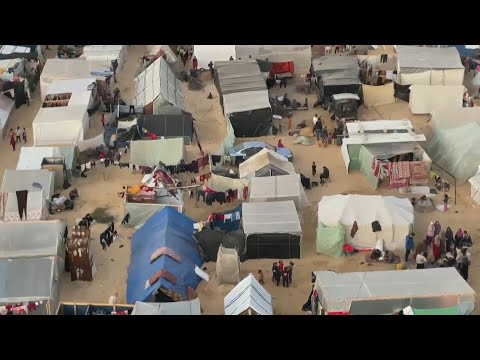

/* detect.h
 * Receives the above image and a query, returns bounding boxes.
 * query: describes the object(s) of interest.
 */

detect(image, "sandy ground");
[1,45,479,314]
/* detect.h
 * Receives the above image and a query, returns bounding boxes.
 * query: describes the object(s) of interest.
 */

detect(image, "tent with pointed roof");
[224,273,273,315]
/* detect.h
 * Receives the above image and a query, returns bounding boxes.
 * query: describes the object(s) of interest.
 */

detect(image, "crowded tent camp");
[1,44,480,316]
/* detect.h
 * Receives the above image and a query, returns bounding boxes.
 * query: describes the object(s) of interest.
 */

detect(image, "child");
[257,269,264,285]
[312,161,317,176]
[443,194,449,212]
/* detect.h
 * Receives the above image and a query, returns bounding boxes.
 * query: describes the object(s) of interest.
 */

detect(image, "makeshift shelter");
[137,107,194,144]
[341,120,430,189]
[193,45,236,70]
[312,268,475,315]
[127,207,204,304]
[0,93,14,133]
[32,90,91,146]
[396,46,464,85]
[132,299,201,315]
[40,58,113,99]
[216,245,241,285]
[0,58,25,78]
[130,138,185,167]
[214,60,272,137]
[242,201,302,259]
[0,256,59,315]
[249,174,309,213]
[65,225,96,281]
[133,57,184,114]
[316,195,414,252]
[224,273,273,315]
[210,205,242,232]
[194,228,246,262]
[124,187,184,228]
[80,45,127,72]
[468,166,480,204]
[0,220,65,259]
[409,85,465,114]
[0,170,54,221]
[428,122,480,183]
[239,148,296,181]
[57,303,134,315]
[429,107,480,132]
[235,45,312,75]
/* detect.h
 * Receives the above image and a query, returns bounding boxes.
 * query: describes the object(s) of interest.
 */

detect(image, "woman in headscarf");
[433,221,441,237]
[432,235,442,261]
[445,227,454,252]
[455,228,463,248]
[426,221,435,246]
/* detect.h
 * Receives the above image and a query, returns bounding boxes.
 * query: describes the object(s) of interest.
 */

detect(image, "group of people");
[177,47,194,67]
[312,114,330,147]
[404,220,472,281]
[258,261,295,288]
[312,162,330,184]
[8,127,27,151]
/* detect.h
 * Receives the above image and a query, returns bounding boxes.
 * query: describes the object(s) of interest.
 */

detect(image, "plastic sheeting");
[137,108,194,145]
[468,166,480,204]
[409,85,464,114]
[127,207,203,304]
[80,45,127,72]
[208,173,248,192]
[236,45,311,73]
[2,170,54,201]
[316,223,346,258]
[311,56,360,77]
[429,107,480,132]
[130,138,185,166]
[0,220,66,259]
[313,268,475,315]
[132,299,201,315]
[224,273,273,315]
[317,195,413,251]
[242,200,301,236]
[427,122,480,183]
[239,148,296,180]
[0,94,14,132]
[77,134,104,152]
[216,245,240,285]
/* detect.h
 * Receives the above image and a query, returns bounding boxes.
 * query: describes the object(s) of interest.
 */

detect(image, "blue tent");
[449,45,480,58]
[127,207,204,304]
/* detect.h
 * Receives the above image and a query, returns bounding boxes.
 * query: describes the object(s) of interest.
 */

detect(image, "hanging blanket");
[389,162,410,189]
[409,161,429,185]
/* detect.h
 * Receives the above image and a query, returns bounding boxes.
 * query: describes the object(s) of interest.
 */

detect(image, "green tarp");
[316,223,345,258]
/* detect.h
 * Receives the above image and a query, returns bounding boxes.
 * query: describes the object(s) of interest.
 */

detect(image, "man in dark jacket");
[320,166,330,184]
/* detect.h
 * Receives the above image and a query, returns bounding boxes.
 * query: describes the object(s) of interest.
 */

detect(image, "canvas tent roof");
[0,94,14,131]
[428,122,480,183]
[317,194,413,227]
[314,268,475,314]
[80,45,127,69]
[16,146,76,171]
[429,107,480,132]
[130,138,185,167]
[312,56,360,77]
[0,220,66,259]
[2,170,54,200]
[131,299,201,315]
[0,256,57,304]
[136,107,194,140]
[133,57,184,109]
[344,120,426,145]
[249,174,309,209]
[215,60,271,114]
[397,46,463,69]
[242,200,301,235]
[46,78,97,94]
[127,207,203,304]
[224,273,273,315]
[239,148,296,180]
[235,45,312,71]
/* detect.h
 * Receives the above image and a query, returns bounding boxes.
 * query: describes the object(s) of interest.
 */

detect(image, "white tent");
[16,146,76,172]
[239,148,296,180]
[80,45,127,72]
[133,57,183,114]
[0,94,14,133]
[313,268,475,315]
[317,195,414,251]
[46,78,97,108]
[32,91,91,146]
[130,138,185,167]
[409,85,465,114]
[40,58,112,99]
[0,220,65,259]
[249,174,309,211]
[131,299,201,315]
[397,46,464,85]
[224,273,273,315]
[468,166,480,204]
[193,45,236,70]
[429,107,480,132]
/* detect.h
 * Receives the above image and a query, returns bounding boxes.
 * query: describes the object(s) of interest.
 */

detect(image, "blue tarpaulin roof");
[127,207,203,304]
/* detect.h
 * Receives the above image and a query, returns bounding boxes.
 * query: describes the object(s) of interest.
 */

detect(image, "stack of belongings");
[388,161,410,189]
[66,225,96,281]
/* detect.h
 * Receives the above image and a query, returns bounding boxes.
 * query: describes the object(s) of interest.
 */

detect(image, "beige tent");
[409,85,465,114]
[216,245,240,285]
[239,148,295,180]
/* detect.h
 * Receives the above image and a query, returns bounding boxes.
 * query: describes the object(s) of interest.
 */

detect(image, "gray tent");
[0,256,59,315]
[130,138,185,167]
[0,220,66,259]
[131,299,201,315]
[1,169,54,200]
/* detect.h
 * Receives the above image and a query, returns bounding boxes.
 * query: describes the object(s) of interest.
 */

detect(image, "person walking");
[312,161,317,176]
[15,126,21,143]
[22,127,27,143]
[282,267,290,287]
[272,262,279,282]
[445,227,454,253]
[288,262,294,283]
[8,128,15,141]
[426,221,435,246]
[443,194,449,212]
[457,248,471,281]
[10,136,16,151]
[192,56,198,70]
[257,270,264,285]
[278,260,284,272]
[405,233,414,262]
